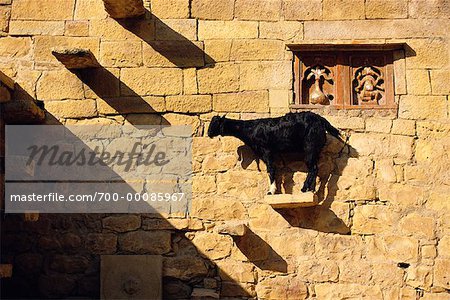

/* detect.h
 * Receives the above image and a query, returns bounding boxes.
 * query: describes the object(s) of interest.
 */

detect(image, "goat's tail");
[318,115,343,141]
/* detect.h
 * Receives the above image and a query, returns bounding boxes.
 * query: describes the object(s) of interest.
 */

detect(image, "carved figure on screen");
[305,66,333,105]
[354,66,384,104]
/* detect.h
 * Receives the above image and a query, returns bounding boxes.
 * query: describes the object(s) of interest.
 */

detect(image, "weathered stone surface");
[192,175,217,193]
[260,21,303,41]
[409,0,450,18]
[406,39,448,69]
[406,69,431,95]
[430,69,450,95]
[155,19,196,41]
[391,119,416,136]
[45,99,97,119]
[378,183,425,207]
[37,70,83,100]
[0,6,10,32]
[399,213,435,239]
[39,274,76,298]
[52,48,100,69]
[323,0,364,20]
[0,264,13,278]
[102,215,141,232]
[256,276,308,300]
[50,255,90,273]
[204,40,232,62]
[97,96,165,115]
[215,221,248,237]
[213,91,269,113]
[191,0,234,20]
[221,281,256,298]
[9,20,64,35]
[399,95,447,120]
[339,261,372,284]
[191,288,219,299]
[119,231,171,254]
[230,39,284,61]
[371,262,404,286]
[100,41,142,67]
[434,259,450,289]
[183,68,197,94]
[349,133,413,160]
[1,100,45,124]
[11,0,75,20]
[0,37,30,58]
[235,0,281,21]
[121,67,182,96]
[216,260,254,282]
[85,233,117,254]
[217,170,266,200]
[74,0,108,19]
[191,232,232,260]
[162,113,201,132]
[197,64,239,93]
[239,61,292,90]
[163,256,208,280]
[191,196,246,220]
[265,193,318,208]
[366,118,392,133]
[102,0,145,19]
[315,283,383,299]
[166,95,211,113]
[198,21,258,40]
[201,154,237,172]
[90,18,154,41]
[438,236,450,258]
[366,235,419,263]
[142,41,205,68]
[151,0,189,18]
[406,265,433,290]
[352,205,398,235]
[269,89,290,108]
[316,234,363,260]
[283,0,322,20]
[193,137,221,156]
[366,0,408,19]
[298,259,339,282]
[64,20,89,36]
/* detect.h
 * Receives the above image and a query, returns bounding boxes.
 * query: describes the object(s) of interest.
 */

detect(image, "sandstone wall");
[0,0,449,299]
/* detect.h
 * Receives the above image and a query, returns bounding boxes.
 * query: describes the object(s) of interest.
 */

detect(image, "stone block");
[406,265,433,290]
[297,259,339,282]
[391,119,415,136]
[378,183,425,207]
[37,70,84,100]
[81,67,120,98]
[101,255,162,300]
[192,175,216,193]
[155,19,196,41]
[100,41,142,67]
[34,36,100,66]
[183,68,197,94]
[191,288,219,299]
[259,21,303,41]
[150,0,189,18]
[399,213,435,239]
[315,284,383,299]
[121,67,182,96]
[201,154,237,172]
[393,50,407,95]
[438,236,450,258]
[193,137,221,156]
[339,261,372,284]
[213,91,269,113]
[283,0,322,20]
[9,20,64,35]
[0,37,30,58]
[216,260,254,282]
[327,116,365,130]
[1,100,45,124]
[198,21,258,40]
[166,95,211,113]
[163,256,208,281]
[352,205,398,235]
[197,64,239,93]
[430,69,450,95]
[65,20,89,36]
[256,276,308,300]
[229,39,285,61]
[102,215,141,232]
[50,255,90,273]
[365,118,392,133]
[235,0,281,21]
[434,259,450,289]
[365,0,408,19]
[323,0,364,20]
[264,192,318,208]
[51,48,100,69]
[0,264,13,278]
[11,0,75,20]
[409,0,450,19]
[102,0,145,19]
[74,0,109,19]
[191,0,234,20]
[142,41,205,68]
[203,40,232,62]
[90,18,154,42]
[406,39,448,69]
[45,99,97,119]
[119,231,171,254]
[239,61,292,90]
[406,69,431,95]
[0,6,10,32]
[192,232,232,260]
[367,235,419,263]
[399,95,447,120]
[215,221,248,237]
[97,96,165,115]
[269,90,290,108]
[85,233,117,254]
[190,196,247,220]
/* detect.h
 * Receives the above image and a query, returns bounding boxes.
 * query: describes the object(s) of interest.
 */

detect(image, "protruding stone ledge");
[102,0,145,19]
[0,264,13,278]
[23,211,40,222]
[52,48,100,69]
[1,100,45,124]
[264,193,318,209]
[215,221,248,237]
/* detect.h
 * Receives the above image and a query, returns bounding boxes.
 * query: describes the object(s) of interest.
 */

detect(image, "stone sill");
[265,193,318,209]
[286,41,406,52]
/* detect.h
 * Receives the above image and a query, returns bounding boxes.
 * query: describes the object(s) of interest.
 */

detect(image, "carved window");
[290,45,400,110]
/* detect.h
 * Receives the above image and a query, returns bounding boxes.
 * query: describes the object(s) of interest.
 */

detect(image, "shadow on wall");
[238,137,359,235]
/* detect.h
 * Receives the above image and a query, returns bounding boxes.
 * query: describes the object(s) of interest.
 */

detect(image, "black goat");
[208,112,344,194]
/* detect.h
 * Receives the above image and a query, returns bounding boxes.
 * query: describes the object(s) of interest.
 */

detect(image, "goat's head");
[208,115,225,138]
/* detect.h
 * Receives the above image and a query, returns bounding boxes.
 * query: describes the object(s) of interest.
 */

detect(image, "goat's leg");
[301,152,319,193]
[261,152,276,195]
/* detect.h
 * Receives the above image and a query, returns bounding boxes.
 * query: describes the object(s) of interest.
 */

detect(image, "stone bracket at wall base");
[102,0,146,19]
[215,221,248,237]
[1,100,45,124]
[264,193,318,209]
[52,48,100,69]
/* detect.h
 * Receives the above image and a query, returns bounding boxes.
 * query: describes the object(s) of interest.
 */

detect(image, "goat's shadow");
[237,135,359,235]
